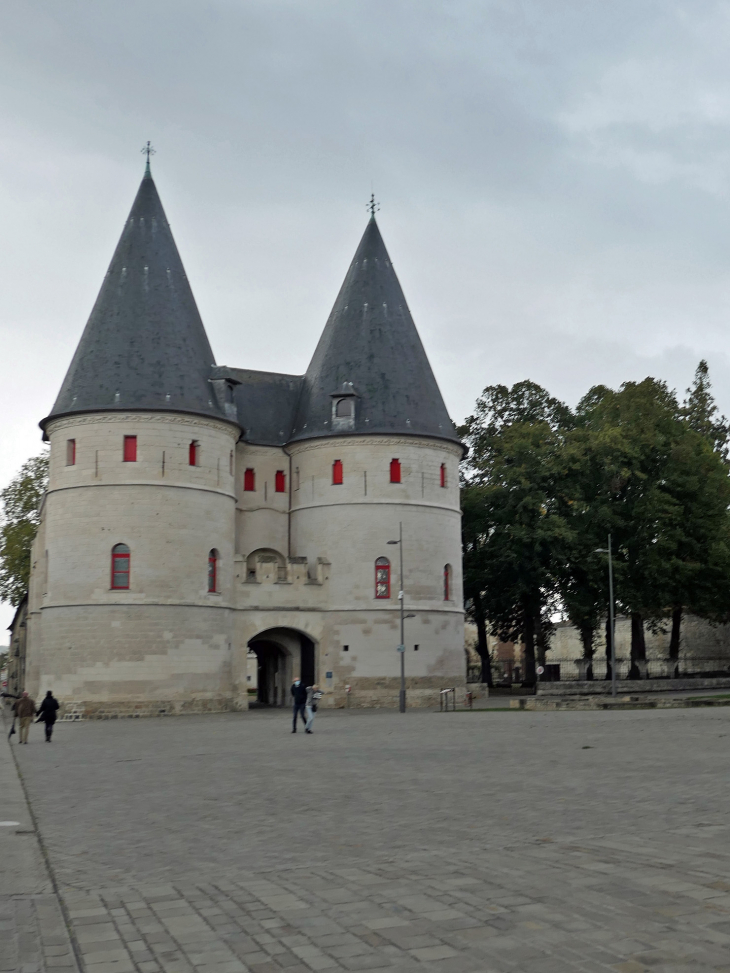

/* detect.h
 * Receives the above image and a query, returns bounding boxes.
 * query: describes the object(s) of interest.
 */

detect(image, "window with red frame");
[244,468,255,491]
[440,463,447,488]
[123,436,137,462]
[390,458,401,483]
[111,544,130,589]
[444,563,452,601]
[66,439,76,466]
[189,440,199,466]
[208,549,218,592]
[332,459,343,485]
[275,470,286,493]
[375,557,390,598]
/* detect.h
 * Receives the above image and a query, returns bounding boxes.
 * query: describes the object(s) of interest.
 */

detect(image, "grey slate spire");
[41,165,227,431]
[290,216,460,446]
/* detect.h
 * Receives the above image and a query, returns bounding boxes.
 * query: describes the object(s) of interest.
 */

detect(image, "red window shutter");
[332,459,343,485]
[189,441,198,466]
[208,554,217,592]
[440,463,447,488]
[66,439,76,466]
[123,436,137,462]
[375,558,390,599]
[275,470,286,493]
[390,458,401,483]
[244,468,255,491]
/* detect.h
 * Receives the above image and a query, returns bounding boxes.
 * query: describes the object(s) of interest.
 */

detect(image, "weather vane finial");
[141,141,156,175]
[367,192,380,219]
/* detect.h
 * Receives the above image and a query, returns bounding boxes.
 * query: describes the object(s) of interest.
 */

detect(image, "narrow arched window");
[335,398,354,418]
[244,468,255,491]
[390,458,401,483]
[111,544,130,590]
[375,557,390,599]
[444,563,452,601]
[332,459,343,485]
[208,549,219,593]
[440,463,447,488]
[66,439,76,466]
[189,440,199,466]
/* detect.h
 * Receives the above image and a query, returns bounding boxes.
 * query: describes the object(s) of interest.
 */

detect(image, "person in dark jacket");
[36,691,60,742]
[291,678,307,733]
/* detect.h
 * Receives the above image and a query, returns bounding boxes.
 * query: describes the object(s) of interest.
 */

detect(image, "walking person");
[304,684,322,734]
[12,692,36,744]
[291,678,307,733]
[36,691,60,742]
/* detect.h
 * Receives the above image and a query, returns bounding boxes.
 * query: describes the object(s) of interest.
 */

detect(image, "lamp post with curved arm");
[387,523,415,713]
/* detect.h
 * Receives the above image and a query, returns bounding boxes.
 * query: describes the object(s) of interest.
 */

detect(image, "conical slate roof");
[41,166,226,431]
[290,217,460,446]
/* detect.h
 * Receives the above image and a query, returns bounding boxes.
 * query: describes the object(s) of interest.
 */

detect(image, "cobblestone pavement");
[9,707,730,972]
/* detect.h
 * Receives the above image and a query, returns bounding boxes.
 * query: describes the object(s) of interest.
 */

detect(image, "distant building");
[23,162,465,716]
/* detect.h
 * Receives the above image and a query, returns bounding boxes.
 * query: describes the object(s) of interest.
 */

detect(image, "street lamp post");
[387,523,414,713]
[596,533,617,699]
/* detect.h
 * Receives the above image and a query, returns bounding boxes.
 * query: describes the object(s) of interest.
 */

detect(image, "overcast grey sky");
[3,0,730,633]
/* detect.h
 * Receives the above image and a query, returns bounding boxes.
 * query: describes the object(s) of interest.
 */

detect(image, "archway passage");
[248,629,317,707]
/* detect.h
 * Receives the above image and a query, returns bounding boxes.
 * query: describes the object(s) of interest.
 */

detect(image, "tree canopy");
[461,366,730,683]
[0,452,49,606]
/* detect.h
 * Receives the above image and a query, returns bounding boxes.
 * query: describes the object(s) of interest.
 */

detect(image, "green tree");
[460,382,572,684]
[683,360,729,459]
[0,452,49,606]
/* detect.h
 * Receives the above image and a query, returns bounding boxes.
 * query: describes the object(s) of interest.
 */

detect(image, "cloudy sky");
[2,0,730,632]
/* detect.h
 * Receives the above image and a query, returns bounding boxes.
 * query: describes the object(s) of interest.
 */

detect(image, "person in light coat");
[305,684,322,734]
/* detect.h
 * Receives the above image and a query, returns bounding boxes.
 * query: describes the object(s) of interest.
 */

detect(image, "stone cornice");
[45,412,238,437]
[287,436,463,457]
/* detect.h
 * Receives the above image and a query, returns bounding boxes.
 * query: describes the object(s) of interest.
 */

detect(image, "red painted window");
[208,550,218,592]
[332,459,343,485]
[275,470,286,493]
[440,463,447,488]
[375,557,390,599]
[244,468,255,491]
[189,440,198,466]
[123,435,137,462]
[111,544,130,590]
[66,439,76,466]
[444,563,451,601]
[390,458,401,483]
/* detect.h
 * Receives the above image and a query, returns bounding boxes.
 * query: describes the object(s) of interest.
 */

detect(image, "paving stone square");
[6,707,730,972]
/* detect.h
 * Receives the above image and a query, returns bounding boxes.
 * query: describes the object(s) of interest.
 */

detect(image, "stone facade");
[25,425,464,715]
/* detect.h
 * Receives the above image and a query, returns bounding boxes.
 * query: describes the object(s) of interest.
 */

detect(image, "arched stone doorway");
[247,628,316,707]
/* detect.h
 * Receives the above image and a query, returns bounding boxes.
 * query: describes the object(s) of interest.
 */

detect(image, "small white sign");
[536,666,545,675]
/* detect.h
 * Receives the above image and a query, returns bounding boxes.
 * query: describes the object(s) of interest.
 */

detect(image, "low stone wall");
[536,676,730,697]
[323,676,467,709]
[59,695,246,720]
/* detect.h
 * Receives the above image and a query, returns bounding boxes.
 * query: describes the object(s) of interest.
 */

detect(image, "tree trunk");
[630,612,646,679]
[669,605,682,660]
[523,611,537,686]
[604,615,613,681]
[472,594,494,688]
[580,623,594,680]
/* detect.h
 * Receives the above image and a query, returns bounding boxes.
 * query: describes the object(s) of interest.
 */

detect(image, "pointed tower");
[287,215,465,708]
[26,163,241,716]
[42,166,224,431]
[291,216,459,444]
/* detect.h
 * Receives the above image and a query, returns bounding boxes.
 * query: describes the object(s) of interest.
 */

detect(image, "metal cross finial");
[141,141,156,174]
[367,193,380,218]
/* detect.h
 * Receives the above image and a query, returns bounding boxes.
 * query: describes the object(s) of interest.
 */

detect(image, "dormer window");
[335,398,354,418]
[331,383,358,430]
